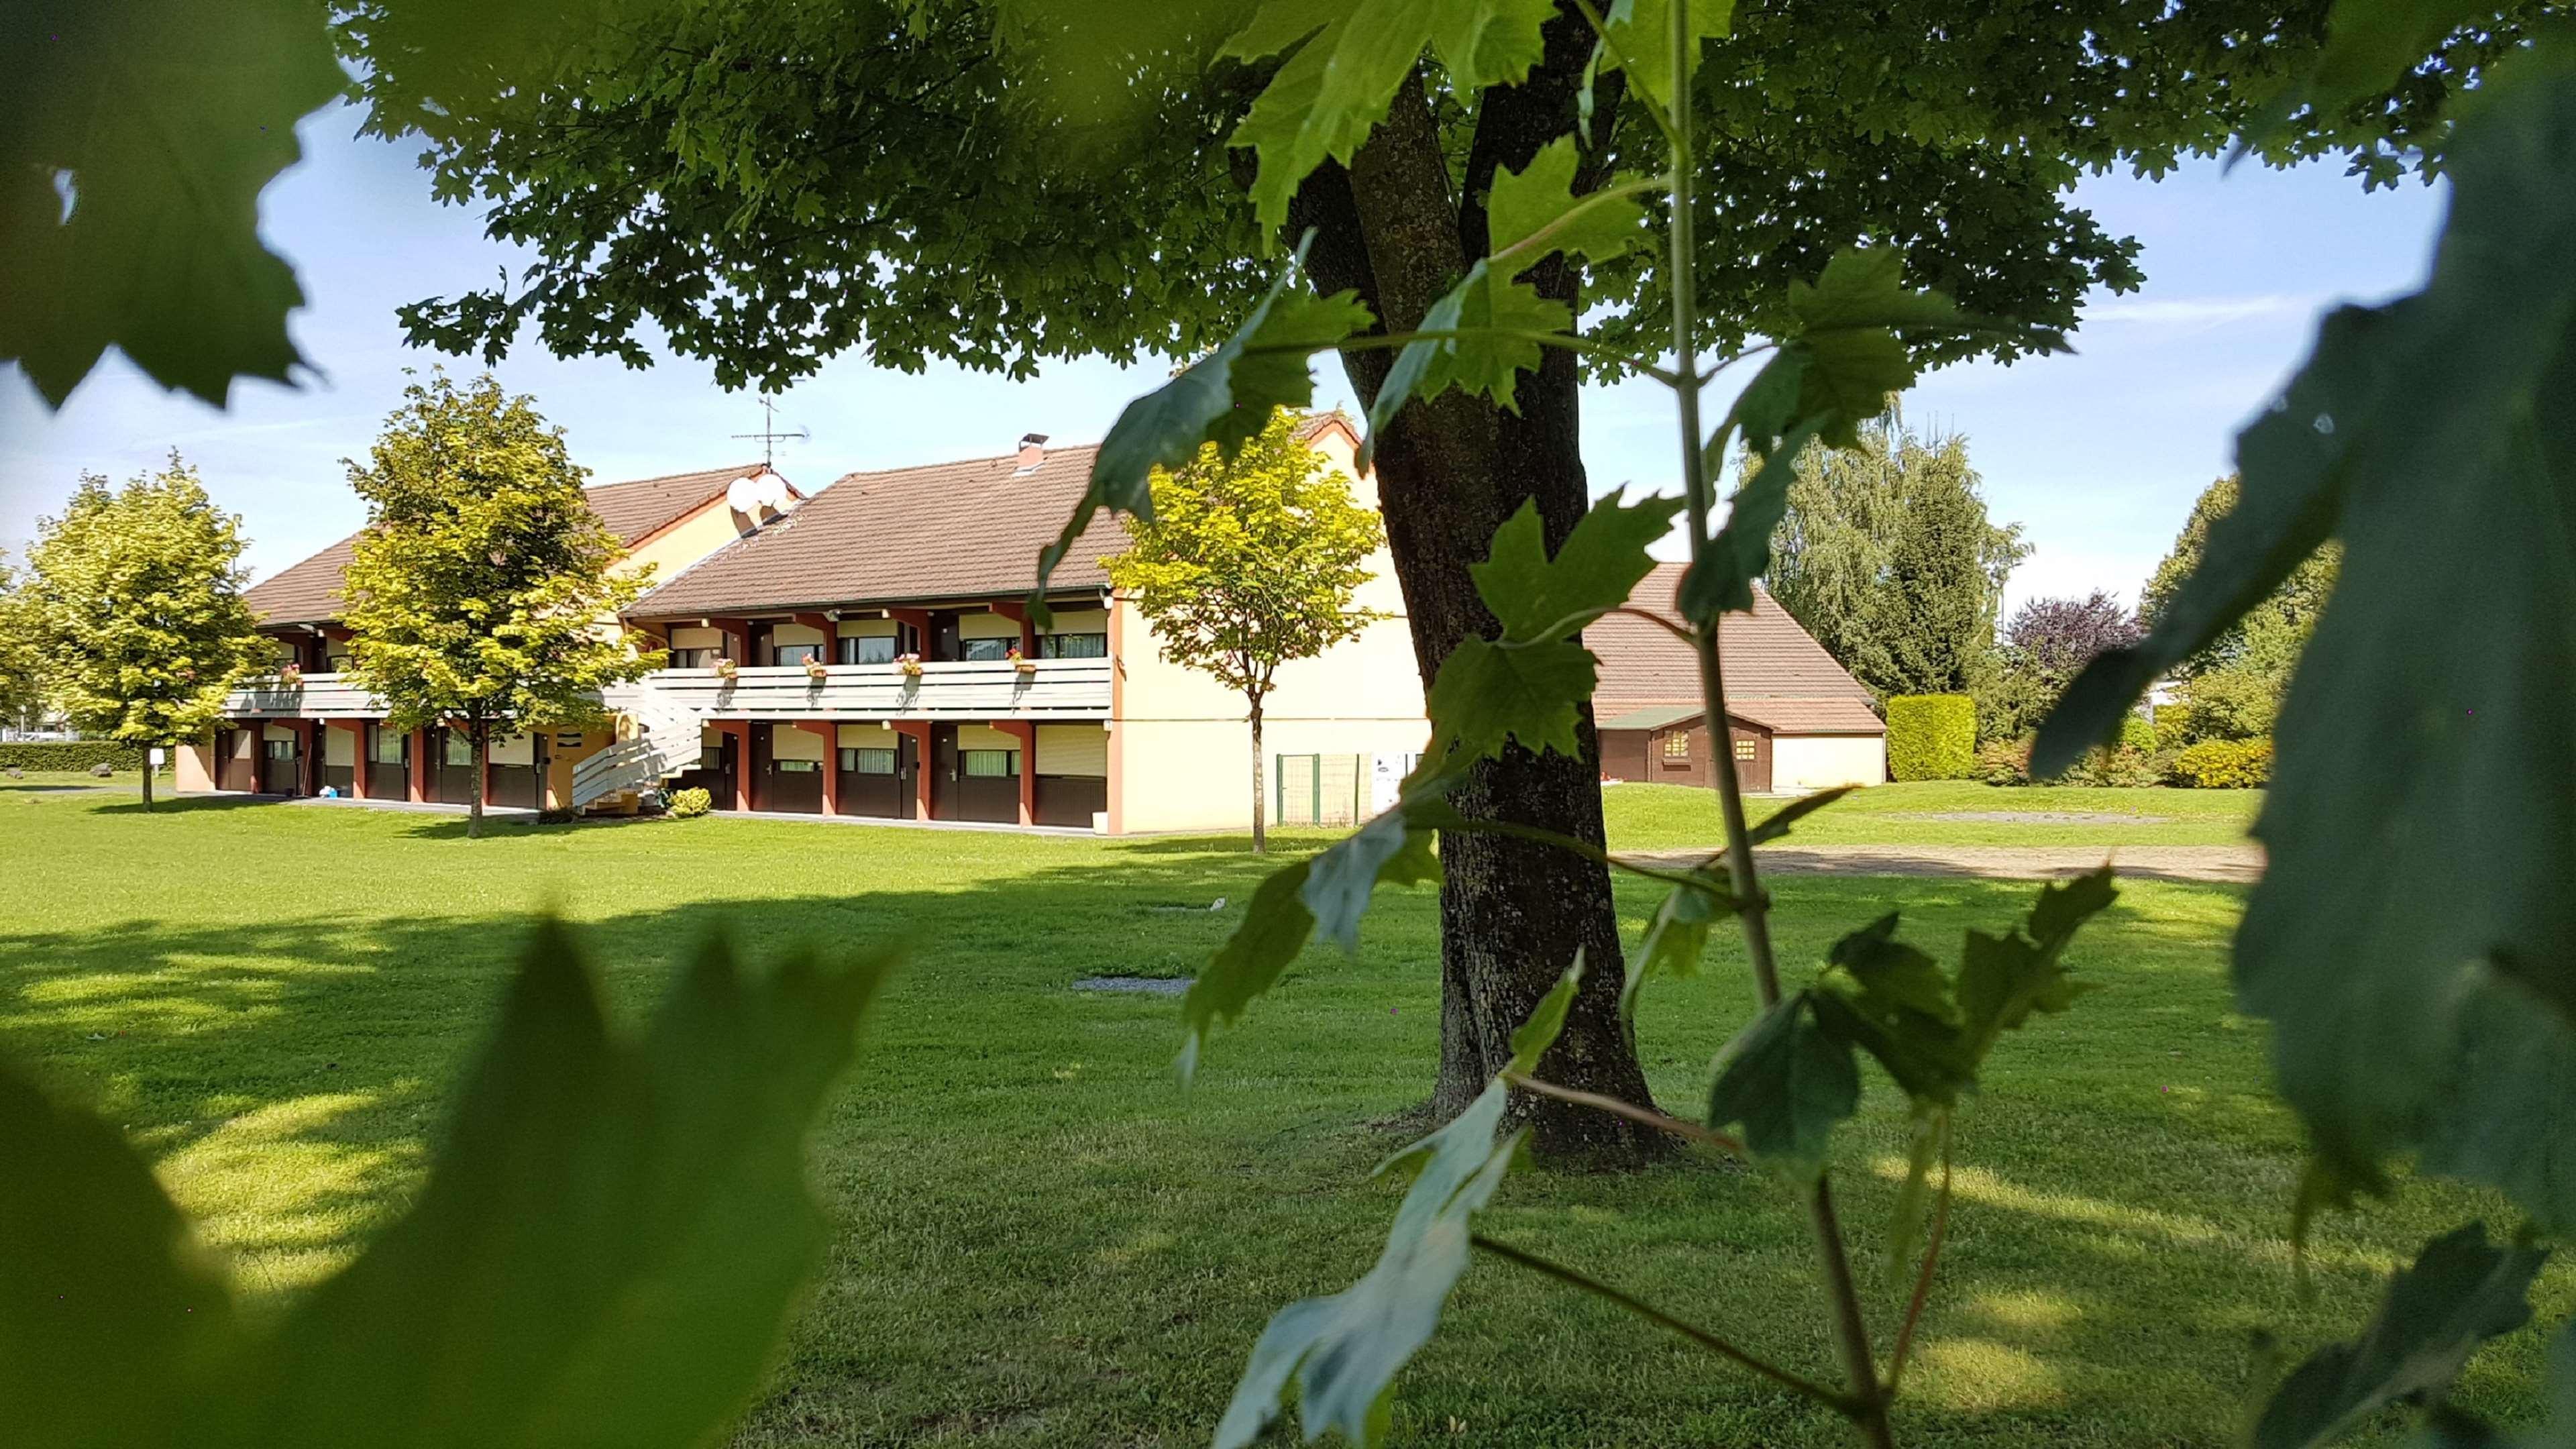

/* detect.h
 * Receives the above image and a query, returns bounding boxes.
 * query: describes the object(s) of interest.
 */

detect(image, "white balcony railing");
[604,658,1113,721]
[222,672,383,718]
[225,659,1114,724]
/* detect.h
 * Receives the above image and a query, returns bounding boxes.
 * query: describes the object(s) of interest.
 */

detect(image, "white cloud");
[2080,294,2312,329]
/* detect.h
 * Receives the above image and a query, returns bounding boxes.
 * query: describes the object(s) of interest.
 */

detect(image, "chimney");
[1016,433,1049,472]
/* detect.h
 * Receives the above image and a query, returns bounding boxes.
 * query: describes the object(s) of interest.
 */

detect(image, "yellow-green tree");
[0,557,48,737]
[21,456,266,811]
[340,372,659,839]
[1104,412,1384,853]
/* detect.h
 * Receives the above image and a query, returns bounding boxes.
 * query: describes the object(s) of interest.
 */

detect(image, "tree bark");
[140,746,154,812]
[1285,23,1663,1162]
[468,720,485,840]
[1248,696,1267,855]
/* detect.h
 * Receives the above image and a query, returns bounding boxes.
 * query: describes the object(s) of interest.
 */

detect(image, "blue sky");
[0,101,2445,612]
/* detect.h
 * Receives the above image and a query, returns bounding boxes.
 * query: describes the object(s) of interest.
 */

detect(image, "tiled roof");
[243,464,763,626]
[1588,564,1883,737]
[630,415,1362,619]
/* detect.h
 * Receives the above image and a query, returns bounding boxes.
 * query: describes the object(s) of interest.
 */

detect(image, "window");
[960,637,1013,662]
[1040,632,1108,659]
[1733,738,1757,761]
[264,738,296,761]
[1661,733,1691,761]
[444,734,476,767]
[961,749,1019,778]
[839,635,897,665]
[669,646,713,669]
[775,757,820,773]
[840,747,898,775]
[368,729,405,765]
[697,741,726,772]
[774,643,822,667]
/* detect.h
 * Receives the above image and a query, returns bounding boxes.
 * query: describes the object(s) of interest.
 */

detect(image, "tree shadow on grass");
[0,847,2453,1446]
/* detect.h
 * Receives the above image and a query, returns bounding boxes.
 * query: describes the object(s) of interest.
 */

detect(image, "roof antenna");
[731,394,809,468]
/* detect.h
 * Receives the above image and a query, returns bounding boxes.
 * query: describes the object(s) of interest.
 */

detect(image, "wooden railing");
[221,672,383,718]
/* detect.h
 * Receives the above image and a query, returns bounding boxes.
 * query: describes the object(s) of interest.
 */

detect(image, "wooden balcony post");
[993,719,1036,826]
[409,728,429,802]
[991,600,1039,657]
[811,719,841,816]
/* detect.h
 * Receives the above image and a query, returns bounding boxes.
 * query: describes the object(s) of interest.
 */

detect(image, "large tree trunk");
[1248,697,1267,855]
[468,721,485,840]
[1286,23,1662,1161]
[140,746,155,812]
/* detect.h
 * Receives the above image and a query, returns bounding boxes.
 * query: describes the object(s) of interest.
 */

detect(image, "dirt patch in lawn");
[1888,810,2173,825]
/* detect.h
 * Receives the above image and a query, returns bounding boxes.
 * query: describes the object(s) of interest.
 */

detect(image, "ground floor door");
[215,727,258,792]
[1032,775,1106,828]
[260,729,303,795]
[673,730,737,810]
[754,723,824,814]
[486,734,547,810]
[1728,723,1773,794]
[364,724,409,800]
[835,735,913,818]
[936,724,1020,824]
[428,727,478,804]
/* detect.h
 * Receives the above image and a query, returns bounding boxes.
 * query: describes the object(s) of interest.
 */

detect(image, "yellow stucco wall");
[1034,724,1107,776]
[959,611,1022,642]
[1770,735,1887,793]
[619,496,755,591]
[176,739,218,792]
[1107,421,1430,834]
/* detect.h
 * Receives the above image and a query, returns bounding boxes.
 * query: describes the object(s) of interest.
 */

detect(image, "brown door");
[929,724,957,820]
[1728,724,1773,794]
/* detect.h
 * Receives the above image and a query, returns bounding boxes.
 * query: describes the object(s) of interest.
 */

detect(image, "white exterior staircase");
[571,690,704,813]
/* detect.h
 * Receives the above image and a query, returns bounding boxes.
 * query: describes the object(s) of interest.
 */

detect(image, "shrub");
[2118,713,2156,753]
[1974,737,2031,786]
[2063,745,2165,788]
[0,740,165,772]
[2167,737,2272,788]
[1886,694,1976,781]
[666,786,713,818]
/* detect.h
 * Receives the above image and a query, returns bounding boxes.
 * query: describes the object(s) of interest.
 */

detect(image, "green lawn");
[0,783,2540,1446]
[1604,780,2263,849]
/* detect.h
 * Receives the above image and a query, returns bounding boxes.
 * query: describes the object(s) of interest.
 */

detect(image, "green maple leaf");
[1362,259,1574,466]
[1035,233,1372,613]
[1470,488,1685,641]
[1596,0,1739,115]
[1222,0,1559,234]
[1486,136,1648,270]
[1707,992,1860,1183]
[1426,633,1599,763]
[2,0,345,407]
[2036,42,2576,1228]
[0,919,896,1449]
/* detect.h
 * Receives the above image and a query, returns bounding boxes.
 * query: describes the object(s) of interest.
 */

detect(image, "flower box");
[896,653,924,679]
[803,656,829,681]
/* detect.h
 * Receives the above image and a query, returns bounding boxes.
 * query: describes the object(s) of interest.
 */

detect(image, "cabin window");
[839,747,898,775]
[1734,738,1757,761]
[1662,733,1691,761]
[1040,633,1108,659]
[961,749,1018,778]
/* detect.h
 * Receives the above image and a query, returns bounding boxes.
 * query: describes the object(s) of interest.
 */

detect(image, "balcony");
[605,657,1113,722]
[223,672,384,718]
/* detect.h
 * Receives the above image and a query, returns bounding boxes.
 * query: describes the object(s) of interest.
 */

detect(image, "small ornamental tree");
[0,557,48,737]
[21,457,264,811]
[1104,410,1385,853]
[340,372,659,839]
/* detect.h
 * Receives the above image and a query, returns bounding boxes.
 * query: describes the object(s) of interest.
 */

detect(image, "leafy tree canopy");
[20,456,266,809]
[1763,414,2025,701]
[0,559,49,733]
[1102,410,1387,851]
[327,0,2531,392]
[339,372,661,834]
[2003,590,2143,681]
[2141,474,2342,679]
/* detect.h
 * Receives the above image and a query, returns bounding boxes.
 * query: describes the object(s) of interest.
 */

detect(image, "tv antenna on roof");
[731,394,809,468]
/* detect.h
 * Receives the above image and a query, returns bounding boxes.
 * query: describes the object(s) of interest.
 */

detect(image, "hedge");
[1886,694,1976,781]
[2167,737,2272,788]
[0,741,169,772]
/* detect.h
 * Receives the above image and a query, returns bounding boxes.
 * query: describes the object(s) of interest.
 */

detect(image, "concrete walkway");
[1625,843,2264,885]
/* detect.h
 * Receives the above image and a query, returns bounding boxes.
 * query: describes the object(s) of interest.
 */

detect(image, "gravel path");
[1625,843,2264,885]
